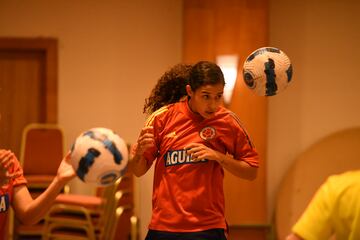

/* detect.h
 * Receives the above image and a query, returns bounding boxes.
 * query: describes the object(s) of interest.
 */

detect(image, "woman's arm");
[11,152,75,225]
[129,126,155,177]
[129,144,152,177]
[185,143,257,180]
[213,151,257,180]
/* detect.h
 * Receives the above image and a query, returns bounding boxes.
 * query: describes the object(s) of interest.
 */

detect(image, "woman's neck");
[187,98,204,120]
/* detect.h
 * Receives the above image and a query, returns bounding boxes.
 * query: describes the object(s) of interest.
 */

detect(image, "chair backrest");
[275,127,360,239]
[43,175,133,240]
[103,171,135,240]
[107,204,134,240]
[96,177,124,228]
[20,123,64,175]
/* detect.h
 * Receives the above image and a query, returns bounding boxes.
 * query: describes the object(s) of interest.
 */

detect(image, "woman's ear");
[186,85,193,97]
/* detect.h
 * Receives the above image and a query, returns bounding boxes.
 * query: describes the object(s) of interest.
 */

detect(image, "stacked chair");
[19,123,65,193]
[42,172,136,240]
[10,123,137,240]
[10,123,66,240]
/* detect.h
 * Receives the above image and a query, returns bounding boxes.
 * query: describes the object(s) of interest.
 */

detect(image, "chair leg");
[130,215,139,240]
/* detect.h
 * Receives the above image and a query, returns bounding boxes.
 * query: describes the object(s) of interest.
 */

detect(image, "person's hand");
[134,126,155,157]
[56,151,76,183]
[184,143,220,162]
[0,149,21,185]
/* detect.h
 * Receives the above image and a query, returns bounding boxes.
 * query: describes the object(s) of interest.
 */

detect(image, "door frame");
[0,37,58,240]
[0,37,58,123]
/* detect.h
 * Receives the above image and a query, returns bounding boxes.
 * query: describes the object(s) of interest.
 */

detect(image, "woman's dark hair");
[143,61,225,114]
[143,63,192,114]
[189,61,225,92]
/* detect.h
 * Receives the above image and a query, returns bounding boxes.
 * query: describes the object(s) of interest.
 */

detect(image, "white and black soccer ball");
[242,47,293,96]
[70,127,128,186]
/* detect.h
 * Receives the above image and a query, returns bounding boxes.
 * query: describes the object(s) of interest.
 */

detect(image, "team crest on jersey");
[0,193,10,213]
[199,126,216,141]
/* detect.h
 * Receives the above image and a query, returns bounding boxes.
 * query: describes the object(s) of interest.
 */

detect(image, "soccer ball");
[242,47,293,96]
[70,127,128,186]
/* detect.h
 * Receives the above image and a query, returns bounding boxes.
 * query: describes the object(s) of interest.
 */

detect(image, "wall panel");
[183,0,268,233]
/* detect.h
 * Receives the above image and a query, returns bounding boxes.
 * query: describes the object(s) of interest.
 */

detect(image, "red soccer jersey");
[0,156,27,238]
[143,99,259,232]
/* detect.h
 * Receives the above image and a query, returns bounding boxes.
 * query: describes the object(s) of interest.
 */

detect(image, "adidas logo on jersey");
[164,131,177,139]
[165,149,207,167]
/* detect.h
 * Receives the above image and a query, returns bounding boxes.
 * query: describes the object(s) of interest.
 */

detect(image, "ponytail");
[143,63,192,114]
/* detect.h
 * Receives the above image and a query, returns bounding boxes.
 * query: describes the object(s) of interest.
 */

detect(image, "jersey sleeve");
[292,178,334,240]
[228,113,259,167]
[142,106,167,165]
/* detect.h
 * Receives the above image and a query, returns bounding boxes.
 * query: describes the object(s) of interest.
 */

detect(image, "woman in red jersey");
[0,148,75,239]
[131,61,259,240]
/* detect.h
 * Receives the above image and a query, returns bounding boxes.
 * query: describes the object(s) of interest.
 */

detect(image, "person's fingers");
[139,133,154,142]
[184,144,209,162]
[193,149,205,158]
[0,149,11,157]
[0,150,12,160]
[6,171,22,179]
[3,159,14,169]
[64,151,72,162]
[140,126,154,135]
[141,137,155,144]
[137,132,155,149]
[185,145,202,155]
[1,152,15,169]
[184,142,198,148]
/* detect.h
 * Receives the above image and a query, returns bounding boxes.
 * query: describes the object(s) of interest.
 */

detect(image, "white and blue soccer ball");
[70,127,128,186]
[242,47,293,96]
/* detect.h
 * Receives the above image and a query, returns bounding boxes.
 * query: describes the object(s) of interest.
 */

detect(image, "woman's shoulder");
[217,108,254,135]
[218,107,242,125]
[145,104,176,126]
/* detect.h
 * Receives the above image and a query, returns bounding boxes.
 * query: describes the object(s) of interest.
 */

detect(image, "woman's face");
[186,83,224,119]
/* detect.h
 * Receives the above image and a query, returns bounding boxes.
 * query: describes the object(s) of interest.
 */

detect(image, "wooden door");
[183,1,269,239]
[0,38,58,157]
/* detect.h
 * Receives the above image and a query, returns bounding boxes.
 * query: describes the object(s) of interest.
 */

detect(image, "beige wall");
[268,0,360,219]
[0,0,182,238]
[2,0,360,236]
